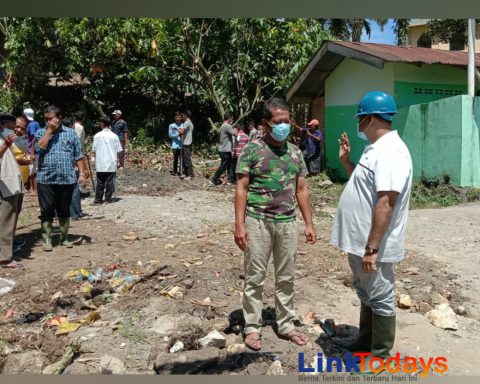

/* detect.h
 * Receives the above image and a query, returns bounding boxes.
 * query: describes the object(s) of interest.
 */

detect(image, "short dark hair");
[183,110,192,118]
[224,112,233,121]
[235,122,244,130]
[62,117,73,128]
[44,105,62,117]
[73,111,85,121]
[262,98,289,120]
[247,120,255,127]
[174,111,182,117]
[99,116,111,127]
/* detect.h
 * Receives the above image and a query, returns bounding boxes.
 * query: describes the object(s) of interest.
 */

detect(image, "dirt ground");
[1,166,479,376]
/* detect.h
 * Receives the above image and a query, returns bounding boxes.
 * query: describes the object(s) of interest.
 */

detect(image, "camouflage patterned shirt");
[236,138,308,222]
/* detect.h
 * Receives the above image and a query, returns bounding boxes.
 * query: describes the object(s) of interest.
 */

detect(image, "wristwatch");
[365,245,379,255]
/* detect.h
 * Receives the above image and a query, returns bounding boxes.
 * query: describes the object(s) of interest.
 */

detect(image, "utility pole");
[468,19,476,97]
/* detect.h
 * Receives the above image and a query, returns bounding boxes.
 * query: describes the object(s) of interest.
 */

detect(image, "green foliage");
[409,179,462,209]
[0,87,20,112]
[427,19,479,46]
[466,187,480,202]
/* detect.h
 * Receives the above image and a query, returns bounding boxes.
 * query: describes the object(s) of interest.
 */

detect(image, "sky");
[360,19,397,45]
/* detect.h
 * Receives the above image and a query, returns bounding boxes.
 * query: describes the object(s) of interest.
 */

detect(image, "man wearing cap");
[301,119,322,176]
[23,108,41,195]
[0,114,25,268]
[35,106,87,251]
[111,110,128,170]
[331,91,413,372]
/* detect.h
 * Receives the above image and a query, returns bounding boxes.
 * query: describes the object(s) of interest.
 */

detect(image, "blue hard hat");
[355,91,398,122]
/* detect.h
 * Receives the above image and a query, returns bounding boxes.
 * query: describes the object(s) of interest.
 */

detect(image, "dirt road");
[1,169,479,375]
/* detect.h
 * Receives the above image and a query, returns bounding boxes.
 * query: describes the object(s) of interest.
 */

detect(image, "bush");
[410,178,462,209]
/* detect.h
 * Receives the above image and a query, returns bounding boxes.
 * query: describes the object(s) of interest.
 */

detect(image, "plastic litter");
[0,277,16,296]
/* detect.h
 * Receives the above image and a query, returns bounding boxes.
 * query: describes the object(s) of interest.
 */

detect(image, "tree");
[164,18,329,128]
[320,19,387,42]
[427,19,479,49]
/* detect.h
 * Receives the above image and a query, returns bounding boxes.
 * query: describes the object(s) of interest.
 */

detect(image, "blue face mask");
[270,122,291,142]
[356,124,368,141]
[356,117,372,141]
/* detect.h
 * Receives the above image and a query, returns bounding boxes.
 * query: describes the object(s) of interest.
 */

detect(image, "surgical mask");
[270,122,291,142]
[356,117,372,141]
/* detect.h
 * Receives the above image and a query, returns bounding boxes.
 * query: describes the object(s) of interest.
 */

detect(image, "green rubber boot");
[41,221,53,252]
[335,303,372,352]
[59,218,73,248]
[359,313,396,375]
[371,313,396,358]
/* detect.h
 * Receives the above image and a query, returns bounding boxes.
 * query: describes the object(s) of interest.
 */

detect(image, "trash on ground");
[160,286,184,299]
[0,277,16,296]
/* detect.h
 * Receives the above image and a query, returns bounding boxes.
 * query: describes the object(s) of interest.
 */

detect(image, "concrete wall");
[397,95,480,187]
[324,60,470,181]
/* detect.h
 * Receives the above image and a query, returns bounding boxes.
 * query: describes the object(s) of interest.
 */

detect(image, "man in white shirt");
[92,116,123,205]
[331,92,413,371]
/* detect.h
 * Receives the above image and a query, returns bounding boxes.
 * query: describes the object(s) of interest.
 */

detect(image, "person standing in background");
[179,110,195,180]
[112,110,128,170]
[168,111,184,176]
[24,108,40,195]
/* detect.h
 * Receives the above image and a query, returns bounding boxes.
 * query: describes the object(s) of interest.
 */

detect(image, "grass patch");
[120,318,148,344]
[466,187,480,202]
[409,179,462,209]
[310,172,467,210]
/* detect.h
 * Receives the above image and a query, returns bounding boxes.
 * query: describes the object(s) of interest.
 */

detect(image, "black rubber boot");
[335,303,372,352]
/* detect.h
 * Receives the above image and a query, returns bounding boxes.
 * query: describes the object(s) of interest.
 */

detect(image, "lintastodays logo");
[298,352,448,378]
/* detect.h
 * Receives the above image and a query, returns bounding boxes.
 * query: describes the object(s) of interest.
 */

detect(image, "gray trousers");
[243,216,298,335]
[348,253,396,317]
[0,194,20,262]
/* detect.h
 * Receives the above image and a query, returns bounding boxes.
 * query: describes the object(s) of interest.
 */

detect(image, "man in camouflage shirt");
[234,98,316,351]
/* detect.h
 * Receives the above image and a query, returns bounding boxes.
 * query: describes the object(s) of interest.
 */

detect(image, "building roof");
[287,40,480,102]
[408,19,429,28]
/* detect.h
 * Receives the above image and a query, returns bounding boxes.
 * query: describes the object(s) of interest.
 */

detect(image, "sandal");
[0,260,23,269]
[244,332,262,351]
[282,329,309,346]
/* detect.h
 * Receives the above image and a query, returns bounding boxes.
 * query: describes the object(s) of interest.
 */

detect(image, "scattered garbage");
[164,243,176,250]
[4,308,14,320]
[160,286,184,299]
[316,318,337,337]
[169,340,184,353]
[16,312,46,324]
[0,277,16,296]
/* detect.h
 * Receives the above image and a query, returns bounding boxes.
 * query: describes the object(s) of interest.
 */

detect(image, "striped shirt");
[34,126,84,185]
[233,130,250,158]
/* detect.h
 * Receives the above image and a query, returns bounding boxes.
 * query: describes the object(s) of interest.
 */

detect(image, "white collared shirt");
[92,129,123,172]
[331,130,413,262]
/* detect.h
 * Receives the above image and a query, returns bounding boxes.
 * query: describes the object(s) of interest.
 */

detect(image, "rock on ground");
[425,303,458,330]
[266,360,284,375]
[1,350,45,374]
[198,330,226,349]
[100,355,126,374]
